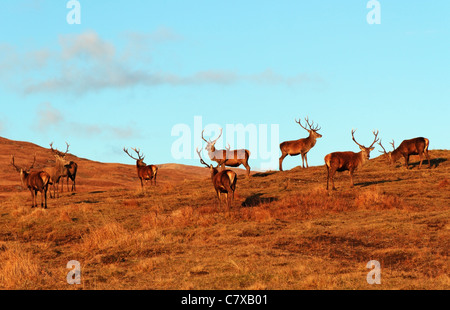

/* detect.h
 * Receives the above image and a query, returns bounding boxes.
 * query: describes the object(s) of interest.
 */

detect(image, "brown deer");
[197,147,237,213]
[378,137,431,169]
[11,154,52,209]
[325,129,379,190]
[45,142,71,198]
[202,128,251,177]
[279,117,322,171]
[123,147,158,188]
[64,161,78,192]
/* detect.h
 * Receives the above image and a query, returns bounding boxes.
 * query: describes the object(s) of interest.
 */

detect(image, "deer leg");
[425,150,431,168]
[304,153,309,168]
[245,163,251,178]
[418,152,423,169]
[349,170,354,187]
[328,168,337,191]
[30,189,36,208]
[405,155,410,169]
[216,191,221,209]
[279,153,288,171]
[44,187,48,209]
[326,166,330,190]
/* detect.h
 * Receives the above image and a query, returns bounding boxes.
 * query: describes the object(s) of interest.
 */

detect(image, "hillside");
[0,136,448,290]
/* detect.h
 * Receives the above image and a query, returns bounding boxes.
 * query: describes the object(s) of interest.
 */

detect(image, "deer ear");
[369,147,375,151]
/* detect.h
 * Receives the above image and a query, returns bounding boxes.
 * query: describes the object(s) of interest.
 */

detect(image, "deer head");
[201,128,223,153]
[11,154,36,185]
[295,117,322,139]
[123,147,147,167]
[378,139,395,163]
[50,142,70,157]
[351,129,379,160]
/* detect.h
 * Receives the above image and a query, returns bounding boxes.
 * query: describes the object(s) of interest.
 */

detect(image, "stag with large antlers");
[11,154,52,209]
[378,137,431,169]
[325,129,379,190]
[279,117,322,171]
[202,128,251,177]
[44,142,71,198]
[123,147,158,189]
[197,147,237,214]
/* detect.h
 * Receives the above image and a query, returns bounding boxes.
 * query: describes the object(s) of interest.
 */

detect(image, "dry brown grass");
[0,139,448,290]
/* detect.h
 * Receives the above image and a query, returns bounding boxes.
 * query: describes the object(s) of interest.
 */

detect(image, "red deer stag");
[64,161,78,192]
[197,147,237,214]
[11,154,52,209]
[45,142,71,198]
[279,117,322,171]
[378,137,431,169]
[202,128,251,177]
[50,142,78,193]
[325,129,379,190]
[123,147,158,189]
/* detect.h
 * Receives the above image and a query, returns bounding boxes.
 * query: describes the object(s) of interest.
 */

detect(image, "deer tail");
[40,172,52,186]
[424,138,430,152]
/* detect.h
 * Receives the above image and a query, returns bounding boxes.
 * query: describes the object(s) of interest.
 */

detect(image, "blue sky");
[1,1,449,171]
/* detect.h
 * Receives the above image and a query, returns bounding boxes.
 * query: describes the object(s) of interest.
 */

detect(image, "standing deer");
[11,154,52,209]
[202,128,251,177]
[325,129,379,190]
[378,137,431,169]
[197,147,237,214]
[123,147,158,189]
[45,142,71,198]
[279,117,322,171]
[64,161,78,192]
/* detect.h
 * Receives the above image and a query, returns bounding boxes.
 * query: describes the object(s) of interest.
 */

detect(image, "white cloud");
[33,102,139,139]
[3,29,323,95]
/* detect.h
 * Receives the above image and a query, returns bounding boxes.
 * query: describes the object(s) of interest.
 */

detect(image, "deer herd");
[10,117,432,212]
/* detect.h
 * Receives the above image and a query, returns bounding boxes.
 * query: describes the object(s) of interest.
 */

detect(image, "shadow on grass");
[356,179,403,188]
[252,171,278,178]
[241,193,278,207]
[409,158,447,169]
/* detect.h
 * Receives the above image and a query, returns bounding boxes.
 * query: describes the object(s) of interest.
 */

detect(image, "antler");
[369,130,380,148]
[196,147,210,168]
[202,128,223,145]
[351,129,364,148]
[378,139,388,154]
[390,140,396,150]
[352,129,379,148]
[131,147,145,160]
[295,117,321,132]
[50,142,70,157]
[10,155,20,172]
[10,154,36,172]
[123,147,139,161]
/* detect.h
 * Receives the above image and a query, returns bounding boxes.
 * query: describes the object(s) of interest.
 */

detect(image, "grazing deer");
[64,161,78,192]
[197,147,237,214]
[378,137,430,169]
[202,128,251,177]
[123,147,158,189]
[45,142,71,198]
[279,117,322,171]
[11,154,52,209]
[325,129,379,190]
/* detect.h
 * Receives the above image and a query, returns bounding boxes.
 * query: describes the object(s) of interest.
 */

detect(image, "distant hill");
[0,136,247,198]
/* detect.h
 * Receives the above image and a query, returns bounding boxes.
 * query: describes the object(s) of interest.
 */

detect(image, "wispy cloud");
[3,29,323,95]
[33,102,139,139]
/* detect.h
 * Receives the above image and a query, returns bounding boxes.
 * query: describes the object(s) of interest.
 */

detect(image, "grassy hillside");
[0,136,448,289]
